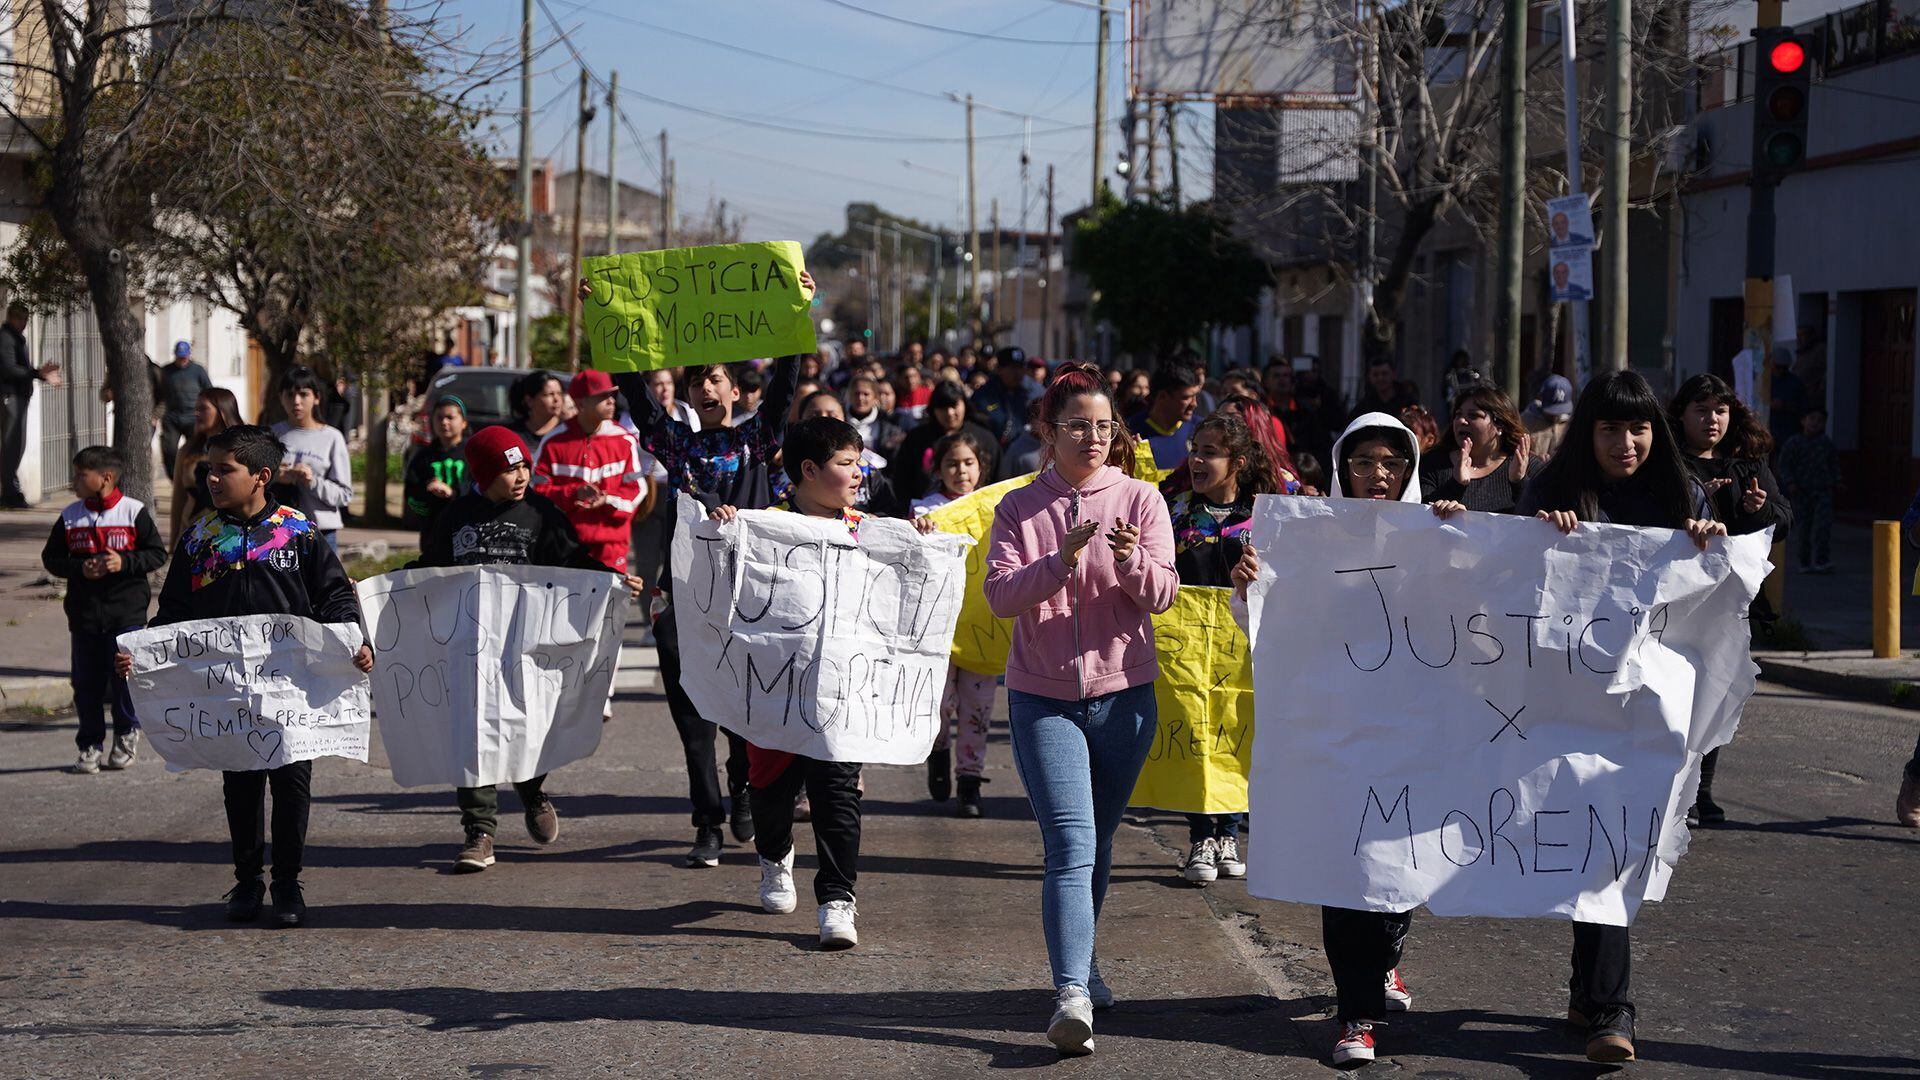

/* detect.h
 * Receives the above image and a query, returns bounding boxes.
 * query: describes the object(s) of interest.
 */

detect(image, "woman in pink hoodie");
[983,362,1178,1056]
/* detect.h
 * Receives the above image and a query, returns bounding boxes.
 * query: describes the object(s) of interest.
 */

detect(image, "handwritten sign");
[668,499,970,764]
[357,565,627,788]
[120,616,370,772]
[922,473,1036,676]
[582,240,819,372]
[1131,586,1254,815]
[1244,497,1769,926]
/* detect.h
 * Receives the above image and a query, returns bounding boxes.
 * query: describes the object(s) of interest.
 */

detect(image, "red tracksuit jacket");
[533,419,642,572]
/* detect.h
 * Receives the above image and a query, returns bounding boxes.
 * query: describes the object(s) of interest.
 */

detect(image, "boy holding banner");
[708,416,871,950]
[418,425,640,873]
[613,299,809,870]
[117,425,374,928]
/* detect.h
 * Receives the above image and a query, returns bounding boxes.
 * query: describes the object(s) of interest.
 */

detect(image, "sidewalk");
[1757,519,1920,709]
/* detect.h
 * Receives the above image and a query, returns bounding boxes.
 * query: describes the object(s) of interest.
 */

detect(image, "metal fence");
[31,301,112,501]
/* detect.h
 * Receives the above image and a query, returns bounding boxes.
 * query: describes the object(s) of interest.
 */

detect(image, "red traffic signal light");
[1768,39,1806,74]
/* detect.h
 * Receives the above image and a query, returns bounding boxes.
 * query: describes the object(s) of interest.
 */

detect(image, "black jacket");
[1681,454,1793,538]
[0,323,36,399]
[403,442,468,535]
[41,496,168,632]
[888,419,1001,504]
[417,489,606,571]
[153,500,364,639]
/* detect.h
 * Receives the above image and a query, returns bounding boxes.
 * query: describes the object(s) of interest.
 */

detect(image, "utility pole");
[1747,0,1786,425]
[565,69,592,371]
[1093,2,1109,204]
[1014,121,1031,349]
[991,198,1002,341]
[1601,0,1631,370]
[1166,103,1182,208]
[515,0,532,366]
[929,233,943,345]
[605,70,618,256]
[660,130,674,247]
[890,226,903,352]
[966,94,979,322]
[1557,0,1591,385]
[1041,164,1055,355]
[1145,100,1159,192]
[1494,0,1527,398]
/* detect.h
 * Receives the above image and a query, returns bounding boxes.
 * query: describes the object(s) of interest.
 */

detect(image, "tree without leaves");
[1071,194,1268,361]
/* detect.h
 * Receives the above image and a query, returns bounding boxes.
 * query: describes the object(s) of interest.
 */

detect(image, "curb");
[1754,656,1920,711]
[0,676,74,718]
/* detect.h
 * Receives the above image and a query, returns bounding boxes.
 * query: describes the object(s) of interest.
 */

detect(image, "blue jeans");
[1008,682,1158,993]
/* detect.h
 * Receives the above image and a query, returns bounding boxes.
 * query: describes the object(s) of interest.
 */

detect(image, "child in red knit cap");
[533,369,644,573]
[418,424,639,873]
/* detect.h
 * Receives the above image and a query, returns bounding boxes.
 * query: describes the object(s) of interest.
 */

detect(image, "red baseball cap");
[568,369,616,399]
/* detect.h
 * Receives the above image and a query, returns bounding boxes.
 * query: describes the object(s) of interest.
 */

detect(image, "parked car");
[412,366,532,447]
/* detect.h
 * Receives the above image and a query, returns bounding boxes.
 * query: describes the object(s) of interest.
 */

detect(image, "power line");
[548,0,1076,127]
[615,84,1082,144]
[689,143,952,202]
[817,0,1100,45]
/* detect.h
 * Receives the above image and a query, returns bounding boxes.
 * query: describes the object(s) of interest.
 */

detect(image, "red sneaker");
[1332,1020,1377,1065]
[1384,967,1413,1011]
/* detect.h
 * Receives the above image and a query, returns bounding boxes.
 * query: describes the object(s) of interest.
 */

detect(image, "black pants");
[0,390,28,502]
[631,489,676,598]
[455,775,547,836]
[160,415,193,479]
[656,608,749,828]
[752,756,862,905]
[1322,906,1414,1021]
[72,627,140,750]
[1186,812,1242,843]
[1570,921,1634,1022]
[223,762,312,883]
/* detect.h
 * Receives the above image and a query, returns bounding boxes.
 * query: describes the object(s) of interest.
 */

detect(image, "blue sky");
[448,0,1198,243]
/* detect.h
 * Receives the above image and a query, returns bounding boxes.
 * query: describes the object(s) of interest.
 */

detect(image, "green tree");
[1071,196,1267,361]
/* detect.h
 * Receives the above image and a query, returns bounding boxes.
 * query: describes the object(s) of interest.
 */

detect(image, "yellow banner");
[923,473,1037,676]
[1132,585,1254,815]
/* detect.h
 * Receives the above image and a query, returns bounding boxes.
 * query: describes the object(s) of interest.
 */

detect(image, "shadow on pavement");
[1710,816,1920,846]
[257,985,1291,1069]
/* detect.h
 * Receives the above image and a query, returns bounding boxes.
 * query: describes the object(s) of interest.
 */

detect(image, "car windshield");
[432,374,516,421]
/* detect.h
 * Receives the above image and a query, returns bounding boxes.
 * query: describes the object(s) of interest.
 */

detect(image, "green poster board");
[582,240,819,373]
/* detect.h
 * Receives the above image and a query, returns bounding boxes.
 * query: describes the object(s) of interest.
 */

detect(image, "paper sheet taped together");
[1244,496,1768,926]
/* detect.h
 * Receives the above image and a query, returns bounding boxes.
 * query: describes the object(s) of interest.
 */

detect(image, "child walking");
[1164,413,1277,885]
[711,416,872,950]
[418,426,640,872]
[42,446,167,774]
[268,366,353,549]
[983,362,1178,1056]
[534,369,644,574]
[912,429,995,815]
[403,395,470,544]
[119,425,374,927]
[1520,370,1726,1065]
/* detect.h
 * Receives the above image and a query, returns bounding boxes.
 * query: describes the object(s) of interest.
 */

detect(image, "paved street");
[3,645,1916,1077]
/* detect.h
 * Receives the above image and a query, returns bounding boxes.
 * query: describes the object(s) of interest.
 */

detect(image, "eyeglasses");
[1054,419,1121,442]
[1347,457,1410,477]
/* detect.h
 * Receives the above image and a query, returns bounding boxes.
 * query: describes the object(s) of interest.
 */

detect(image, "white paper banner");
[1246,496,1768,926]
[357,565,627,788]
[120,615,370,772]
[669,499,970,764]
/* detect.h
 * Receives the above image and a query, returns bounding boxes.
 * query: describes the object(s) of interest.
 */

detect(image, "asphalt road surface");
[2,679,1916,1078]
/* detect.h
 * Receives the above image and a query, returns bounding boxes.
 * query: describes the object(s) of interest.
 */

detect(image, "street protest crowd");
[29,266,1920,1071]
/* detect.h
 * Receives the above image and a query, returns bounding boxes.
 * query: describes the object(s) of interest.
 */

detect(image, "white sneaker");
[104,730,140,770]
[1384,967,1413,1011]
[1215,835,1246,878]
[72,747,102,775]
[818,898,858,950]
[1087,958,1115,1009]
[758,847,797,914]
[1047,986,1095,1055]
[1332,1019,1377,1065]
[1182,838,1218,885]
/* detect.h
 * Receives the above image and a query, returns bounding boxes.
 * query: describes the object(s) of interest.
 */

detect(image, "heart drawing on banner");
[246,729,283,763]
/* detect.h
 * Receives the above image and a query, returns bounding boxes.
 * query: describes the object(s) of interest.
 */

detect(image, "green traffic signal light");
[1764,131,1805,168]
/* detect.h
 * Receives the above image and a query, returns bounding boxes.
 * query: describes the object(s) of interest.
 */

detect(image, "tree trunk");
[255,329,302,423]
[52,197,155,505]
[1364,195,1444,368]
[361,371,392,526]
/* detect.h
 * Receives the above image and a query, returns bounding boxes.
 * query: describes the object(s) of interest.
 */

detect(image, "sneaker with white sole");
[818,898,858,950]
[1047,986,1095,1056]
[1087,959,1115,1009]
[1332,1019,1377,1065]
[104,730,140,770]
[1182,838,1219,885]
[1384,967,1412,1011]
[72,747,102,775]
[1216,835,1246,878]
[759,846,797,914]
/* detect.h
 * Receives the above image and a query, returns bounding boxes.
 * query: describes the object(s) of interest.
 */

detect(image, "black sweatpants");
[752,756,862,905]
[656,608,748,828]
[223,761,312,883]
[1569,921,1634,1022]
[72,627,140,750]
[1322,906,1414,1021]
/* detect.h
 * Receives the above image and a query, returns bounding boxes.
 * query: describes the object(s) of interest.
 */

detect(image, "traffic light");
[1751,28,1813,184]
